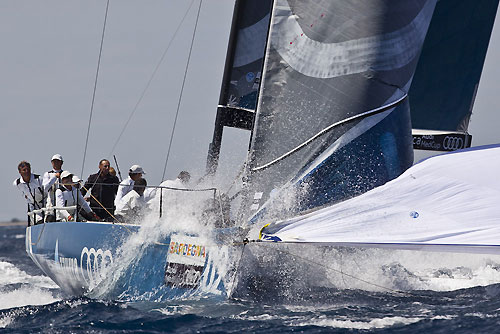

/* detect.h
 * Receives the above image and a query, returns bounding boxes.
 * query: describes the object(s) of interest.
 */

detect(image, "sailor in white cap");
[115,178,148,222]
[55,171,100,222]
[42,154,65,222]
[114,164,146,208]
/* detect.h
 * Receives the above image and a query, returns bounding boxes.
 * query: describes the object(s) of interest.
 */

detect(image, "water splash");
[0,261,61,311]
[88,188,239,301]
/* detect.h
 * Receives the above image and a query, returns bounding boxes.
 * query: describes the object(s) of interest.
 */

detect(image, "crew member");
[115,178,148,222]
[81,159,119,221]
[56,171,100,222]
[159,171,191,188]
[151,171,191,211]
[13,161,48,225]
[114,164,146,208]
[42,154,64,222]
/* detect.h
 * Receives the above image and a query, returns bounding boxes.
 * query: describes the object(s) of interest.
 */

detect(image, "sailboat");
[25,0,500,301]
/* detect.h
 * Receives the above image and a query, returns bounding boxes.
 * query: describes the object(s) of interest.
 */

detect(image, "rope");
[107,0,197,158]
[30,222,46,246]
[81,0,110,177]
[247,240,415,296]
[80,184,123,225]
[161,0,203,181]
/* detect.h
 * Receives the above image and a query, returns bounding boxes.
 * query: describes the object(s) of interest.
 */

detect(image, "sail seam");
[251,93,408,172]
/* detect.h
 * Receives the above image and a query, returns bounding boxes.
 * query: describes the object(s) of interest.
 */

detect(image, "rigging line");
[81,0,111,177]
[256,242,414,296]
[161,0,203,181]
[251,93,408,172]
[107,0,197,157]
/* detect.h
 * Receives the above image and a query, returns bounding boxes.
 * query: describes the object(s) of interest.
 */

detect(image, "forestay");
[261,145,500,254]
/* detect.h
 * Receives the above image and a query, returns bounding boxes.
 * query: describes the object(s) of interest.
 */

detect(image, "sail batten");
[252,93,409,172]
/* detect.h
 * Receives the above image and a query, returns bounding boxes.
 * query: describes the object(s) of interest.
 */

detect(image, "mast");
[206,0,273,175]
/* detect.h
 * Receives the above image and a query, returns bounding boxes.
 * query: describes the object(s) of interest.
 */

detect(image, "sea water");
[2,224,500,333]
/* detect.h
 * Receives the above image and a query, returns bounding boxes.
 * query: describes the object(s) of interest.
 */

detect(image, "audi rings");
[80,247,113,285]
[442,136,464,150]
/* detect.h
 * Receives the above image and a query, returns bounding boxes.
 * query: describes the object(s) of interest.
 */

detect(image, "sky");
[1,1,500,222]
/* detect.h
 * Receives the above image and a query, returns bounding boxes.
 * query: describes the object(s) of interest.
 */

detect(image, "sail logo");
[169,241,206,258]
[443,136,464,150]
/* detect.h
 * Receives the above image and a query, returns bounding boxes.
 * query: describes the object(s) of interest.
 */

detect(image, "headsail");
[410,0,500,151]
[242,0,437,220]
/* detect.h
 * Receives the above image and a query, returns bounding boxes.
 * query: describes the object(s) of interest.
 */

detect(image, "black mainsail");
[206,0,272,174]
[410,0,499,151]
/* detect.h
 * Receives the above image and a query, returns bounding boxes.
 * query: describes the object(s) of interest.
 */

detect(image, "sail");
[242,0,437,220]
[219,0,273,111]
[207,0,273,173]
[260,145,500,254]
[410,0,499,151]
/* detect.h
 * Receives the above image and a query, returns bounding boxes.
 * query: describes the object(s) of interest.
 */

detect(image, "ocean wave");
[294,316,422,329]
[0,260,57,288]
[0,260,61,311]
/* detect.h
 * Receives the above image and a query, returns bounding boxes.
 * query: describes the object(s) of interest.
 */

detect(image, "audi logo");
[442,136,464,151]
[80,247,113,286]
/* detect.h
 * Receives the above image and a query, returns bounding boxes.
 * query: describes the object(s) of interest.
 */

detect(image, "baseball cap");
[71,175,82,183]
[129,165,146,174]
[60,171,72,179]
[51,154,63,162]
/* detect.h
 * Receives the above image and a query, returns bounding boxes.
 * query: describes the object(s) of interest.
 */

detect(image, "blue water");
[2,225,500,333]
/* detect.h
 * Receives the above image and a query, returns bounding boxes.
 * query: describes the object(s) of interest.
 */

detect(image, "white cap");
[129,165,146,174]
[71,175,82,183]
[51,154,63,162]
[60,171,72,179]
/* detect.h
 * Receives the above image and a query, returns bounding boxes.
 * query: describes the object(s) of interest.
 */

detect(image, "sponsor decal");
[51,241,112,285]
[246,71,255,82]
[165,236,208,289]
[169,242,206,258]
[165,262,203,289]
[413,133,471,152]
[80,247,113,286]
[54,239,79,278]
[410,211,419,219]
[442,136,464,150]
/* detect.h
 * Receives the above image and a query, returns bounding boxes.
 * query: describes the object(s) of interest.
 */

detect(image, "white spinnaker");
[263,145,500,253]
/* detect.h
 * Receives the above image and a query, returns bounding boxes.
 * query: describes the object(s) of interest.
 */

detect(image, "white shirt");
[42,169,62,208]
[13,173,47,222]
[55,186,92,221]
[115,190,147,220]
[149,178,191,211]
[115,177,134,208]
